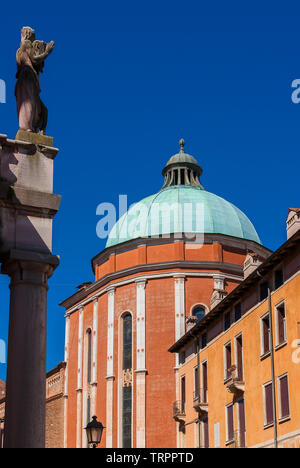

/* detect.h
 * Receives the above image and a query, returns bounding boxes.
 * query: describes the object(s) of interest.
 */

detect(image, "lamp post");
[85,416,105,449]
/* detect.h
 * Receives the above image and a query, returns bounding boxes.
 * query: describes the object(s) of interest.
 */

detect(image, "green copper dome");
[106,140,261,248]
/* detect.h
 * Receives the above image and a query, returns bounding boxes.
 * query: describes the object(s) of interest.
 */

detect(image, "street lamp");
[85,416,105,449]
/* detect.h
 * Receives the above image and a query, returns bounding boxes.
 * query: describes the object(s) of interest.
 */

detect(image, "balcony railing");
[226,367,245,396]
[193,388,208,415]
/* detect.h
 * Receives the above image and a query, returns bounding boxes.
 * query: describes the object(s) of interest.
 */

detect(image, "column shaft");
[3,260,54,448]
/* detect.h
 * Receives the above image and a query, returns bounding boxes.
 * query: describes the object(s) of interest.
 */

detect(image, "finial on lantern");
[179,138,185,152]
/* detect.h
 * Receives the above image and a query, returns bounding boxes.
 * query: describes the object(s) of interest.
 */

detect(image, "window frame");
[263,381,274,428]
[234,333,244,382]
[260,312,271,358]
[201,359,208,403]
[278,373,290,422]
[274,300,287,349]
[120,312,133,449]
[86,328,92,385]
[193,365,199,399]
[225,403,235,444]
[190,303,208,323]
[180,374,186,413]
[223,341,232,382]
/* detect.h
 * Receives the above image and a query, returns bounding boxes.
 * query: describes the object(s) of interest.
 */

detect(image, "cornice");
[61,263,244,314]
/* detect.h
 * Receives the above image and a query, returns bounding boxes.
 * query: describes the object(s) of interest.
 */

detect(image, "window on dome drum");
[234,303,242,322]
[263,382,274,426]
[278,374,290,420]
[224,312,231,331]
[274,268,284,290]
[122,314,132,448]
[193,306,206,323]
[87,329,92,385]
[224,342,232,381]
[276,302,286,347]
[261,314,270,356]
[260,281,269,302]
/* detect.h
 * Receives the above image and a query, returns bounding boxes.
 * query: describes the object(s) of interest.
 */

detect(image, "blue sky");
[0,1,299,380]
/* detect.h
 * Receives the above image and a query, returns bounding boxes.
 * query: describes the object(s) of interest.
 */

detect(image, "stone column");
[173,273,186,448]
[106,286,115,448]
[2,253,58,449]
[174,274,186,341]
[135,278,147,448]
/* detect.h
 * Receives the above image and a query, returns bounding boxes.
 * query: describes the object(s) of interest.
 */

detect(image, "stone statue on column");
[0,27,60,448]
[15,26,54,134]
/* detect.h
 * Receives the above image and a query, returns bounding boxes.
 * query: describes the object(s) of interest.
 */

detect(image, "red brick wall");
[66,238,260,448]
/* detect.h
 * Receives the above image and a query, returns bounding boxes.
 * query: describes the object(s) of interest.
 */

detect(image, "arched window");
[87,329,92,384]
[122,313,132,448]
[193,306,206,323]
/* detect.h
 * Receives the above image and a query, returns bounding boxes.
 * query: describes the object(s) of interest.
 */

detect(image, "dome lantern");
[161,139,203,189]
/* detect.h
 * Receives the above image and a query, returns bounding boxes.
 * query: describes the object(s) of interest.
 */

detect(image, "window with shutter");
[279,375,290,419]
[236,335,243,381]
[202,361,208,403]
[226,404,234,442]
[181,376,186,412]
[276,303,286,345]
[264,383,274,426]
[203,416,209,448]
[194,366,199,399]
[224,343,232,380]
[261,315,270,355]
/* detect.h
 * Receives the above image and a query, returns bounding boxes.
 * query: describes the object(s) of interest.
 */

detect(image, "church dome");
[106,140,261,248]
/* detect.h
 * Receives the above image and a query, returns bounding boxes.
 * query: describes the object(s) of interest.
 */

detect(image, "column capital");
[173,273,186,281]
[107,285,116,294]
[135,277,147,287]
[1,248,59,282]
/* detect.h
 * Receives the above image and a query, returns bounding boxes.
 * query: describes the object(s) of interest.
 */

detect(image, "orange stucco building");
[169,223,300,448]
[61,140,275,448]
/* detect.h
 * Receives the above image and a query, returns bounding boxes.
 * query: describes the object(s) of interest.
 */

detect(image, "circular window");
[193,306,206,323]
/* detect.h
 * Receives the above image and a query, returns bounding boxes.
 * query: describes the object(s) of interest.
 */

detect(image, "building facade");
[0,363,65,449]
[169,222,300,448]
[61,140,272,448]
